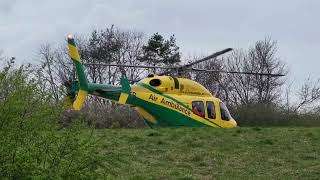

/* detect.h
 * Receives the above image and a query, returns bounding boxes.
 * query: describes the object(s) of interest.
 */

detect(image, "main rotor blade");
[82,63,176,69]
[158,48,233,76]
[185,48,233,67]
[128,78,142,83]
[191,68,285,77]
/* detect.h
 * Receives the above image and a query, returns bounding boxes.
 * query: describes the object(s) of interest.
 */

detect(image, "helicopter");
[65,34,284,128]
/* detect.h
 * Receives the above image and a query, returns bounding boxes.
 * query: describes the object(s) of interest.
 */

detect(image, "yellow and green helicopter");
[66,35,284,128]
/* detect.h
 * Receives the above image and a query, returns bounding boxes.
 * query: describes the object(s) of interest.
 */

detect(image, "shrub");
[0,62,101,179]
[231,103,320,127]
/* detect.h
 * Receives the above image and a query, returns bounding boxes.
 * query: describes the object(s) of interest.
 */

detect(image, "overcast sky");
[0,0,319,86]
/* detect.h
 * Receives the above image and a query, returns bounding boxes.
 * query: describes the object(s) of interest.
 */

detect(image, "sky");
[0,0,319,87]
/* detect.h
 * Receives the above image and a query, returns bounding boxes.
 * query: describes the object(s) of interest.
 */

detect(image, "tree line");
[2,25,320,127]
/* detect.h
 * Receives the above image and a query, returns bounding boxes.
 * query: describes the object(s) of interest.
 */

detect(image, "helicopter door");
[206,101,216,120]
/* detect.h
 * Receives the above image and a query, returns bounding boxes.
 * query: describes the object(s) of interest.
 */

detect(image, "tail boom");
[66,34,133,110]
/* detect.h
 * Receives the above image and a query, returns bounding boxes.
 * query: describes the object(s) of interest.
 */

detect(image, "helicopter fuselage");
[87,75,237,128]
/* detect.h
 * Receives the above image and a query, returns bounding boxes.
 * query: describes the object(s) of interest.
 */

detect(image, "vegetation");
[84,127,319,179]
[138,32,181,68]
[0,61,100,179]
[2,118,320,179]
[231,103,320,127]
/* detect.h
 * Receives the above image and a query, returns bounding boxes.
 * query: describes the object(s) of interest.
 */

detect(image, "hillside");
[91,127,320,179]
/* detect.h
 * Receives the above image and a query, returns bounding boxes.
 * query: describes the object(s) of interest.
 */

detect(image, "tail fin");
[67,35,89,110]
[118,78,131,104]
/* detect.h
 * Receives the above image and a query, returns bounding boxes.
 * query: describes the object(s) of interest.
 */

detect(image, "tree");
[38,44,60,103]
[78,26,145,84]
[285,78,320,113]
[37,26,146,97]
[219,38,287,107]
[191,56,224,96]
[138,33,181,73]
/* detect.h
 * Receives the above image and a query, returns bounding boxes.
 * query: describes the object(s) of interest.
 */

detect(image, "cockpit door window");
[172,77,179,89]
[206,101,216,119]
[192,101,205,117]
[219,102,232,121]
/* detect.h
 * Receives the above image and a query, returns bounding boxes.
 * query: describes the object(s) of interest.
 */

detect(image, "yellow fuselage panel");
[139,75,212,96]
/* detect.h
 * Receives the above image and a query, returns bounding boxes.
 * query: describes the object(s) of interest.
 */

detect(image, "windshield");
[220,102,232,121]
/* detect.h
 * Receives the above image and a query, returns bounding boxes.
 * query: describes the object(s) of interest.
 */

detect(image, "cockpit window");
[192,101,205,117]
[220,102,232,121]
[172,77,179,89]
[149,79,161,87]
[206,101,216,119]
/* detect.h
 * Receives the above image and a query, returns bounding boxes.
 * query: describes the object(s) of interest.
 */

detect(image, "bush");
[231,103,320,127]
[60,102,146,129]
[84,104,145,129]
[0,62,101,179]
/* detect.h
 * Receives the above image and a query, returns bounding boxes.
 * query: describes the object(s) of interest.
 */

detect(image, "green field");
[91,127,320,179]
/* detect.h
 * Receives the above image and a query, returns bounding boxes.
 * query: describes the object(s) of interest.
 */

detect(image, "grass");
[85,127,320,179]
